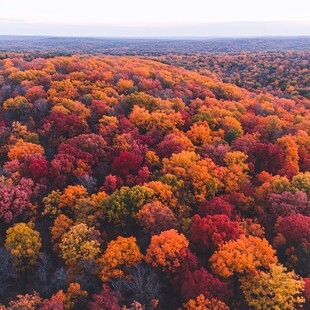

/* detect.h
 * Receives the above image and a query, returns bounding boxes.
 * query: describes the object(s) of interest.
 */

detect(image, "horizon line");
[1,34,310,40]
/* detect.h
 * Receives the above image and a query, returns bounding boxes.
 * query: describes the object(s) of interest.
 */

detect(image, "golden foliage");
[5,222,42,271]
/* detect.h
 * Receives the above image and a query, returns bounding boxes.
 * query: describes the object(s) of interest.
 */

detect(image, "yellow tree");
[5,222,42,270]
[42,190,62,217]
[223,151,249,193]
[59,223,101,265]
[3,96,31,114]
[63,283,88,310]
[240,264,305,310]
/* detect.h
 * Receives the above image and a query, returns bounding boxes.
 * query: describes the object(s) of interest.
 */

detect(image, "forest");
[0,51,309,309]
[156,51,310,99]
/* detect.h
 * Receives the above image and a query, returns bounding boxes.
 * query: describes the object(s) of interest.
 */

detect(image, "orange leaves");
[209,235,277,278]
[8,140,44,160]
[129,105,184,133]
[116,79,134,94]
[99,236,143,282]
[183,295,229,310]
[51,214,73,252]
[162,151,223,202]
[1,52,310,307]
[145,229,189,273]
[59,185,88,210]
[186,121,212,147]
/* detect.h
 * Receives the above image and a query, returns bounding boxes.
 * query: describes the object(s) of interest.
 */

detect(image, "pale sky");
[1,0,309,37]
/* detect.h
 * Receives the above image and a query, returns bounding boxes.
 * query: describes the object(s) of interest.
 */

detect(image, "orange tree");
[98,236,143,282]
[145,229,189,273]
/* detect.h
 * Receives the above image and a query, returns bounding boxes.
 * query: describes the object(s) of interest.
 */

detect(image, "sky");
[0,0,309,37]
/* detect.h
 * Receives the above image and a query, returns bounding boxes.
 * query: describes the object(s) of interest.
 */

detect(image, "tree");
[252,143,286,175]
[222,116,243,143]
[5,222,42,270]
[209,235,277,278]
[57,133,107,167]
[144,181,177,209]
[145,229,189,273]
[89,284,120,310]
[136,201,178,235]
[111,151,143,178]
[198,197,234,217]
[101,185,154,226]
[111,264,161,308]
[51,214,73,252]
[40,111,89,147]
[59,223,101,266]
[240,264,305,310]
[43,190,62,217]
[269,191,309,218]
[179,267,233,302]
[99,236,143,282]
[3,96,31,114]
[156,131,195,158]
[8,140,44,160]
[276,214,310,247]
[186,121,212,148]
[0,177,34,223]
[7,292,43,310]
[292,172,310,198]
[63,283,88,310]
[182,295,229,310]
[190,214,240,252]
[59,185,88,211]
[25,85,47,102]
[223,151,249,193]
[42,291,65,310]
[162,151,223,203]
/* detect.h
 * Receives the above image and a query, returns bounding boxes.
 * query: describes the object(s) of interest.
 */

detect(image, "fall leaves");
[0,54,309,309]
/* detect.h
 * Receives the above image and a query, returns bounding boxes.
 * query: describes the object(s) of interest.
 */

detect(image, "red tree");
[190,214,240,252]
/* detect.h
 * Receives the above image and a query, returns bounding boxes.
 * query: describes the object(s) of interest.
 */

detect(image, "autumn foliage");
[0,53,308,309]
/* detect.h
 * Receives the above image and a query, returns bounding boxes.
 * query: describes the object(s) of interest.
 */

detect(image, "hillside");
[0,55,309,309]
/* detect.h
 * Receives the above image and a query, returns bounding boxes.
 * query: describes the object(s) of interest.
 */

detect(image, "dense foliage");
[0,54,309,309]
[157,51,310,99]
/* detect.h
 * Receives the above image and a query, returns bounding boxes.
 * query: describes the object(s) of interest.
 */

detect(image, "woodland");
[0,50,309,309]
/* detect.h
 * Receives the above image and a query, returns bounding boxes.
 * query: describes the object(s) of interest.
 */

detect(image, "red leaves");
[0,178,34,223]
[198,197,234,217]
[28,157,49,180]
[89,285,120,310]
[252,143,285,175]
[191,214,240,252]
[277,214,310,247]
[179,267,233,303]
[111,151,143,178]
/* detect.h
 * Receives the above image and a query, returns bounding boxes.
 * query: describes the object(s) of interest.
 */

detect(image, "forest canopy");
[0,54,309,309]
